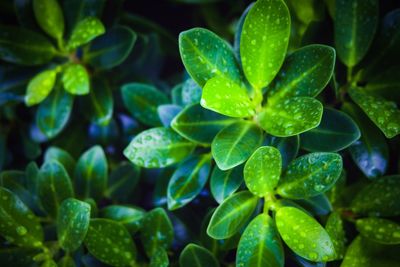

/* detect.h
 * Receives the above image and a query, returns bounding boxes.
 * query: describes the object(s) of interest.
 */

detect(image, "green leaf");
[58,255,76,267]
[25,69,57,106]
[33,0,64,40]
[240,0,290,89]
[212,121,263,170]
[349,87,400,138]
[334,0,379,67]
[267,45,335,100]
[106,162,140,202]
[300,107,360,152]
[325,211,346,259]
[201,76,255,118]
[364,66,400,102]
[171,103,237,144]
[44,146,76,178]
[258,97,323,137]
[158,104,183,127]
[67,17,105,50]
[234,3,254,62]
[101,205,145,234]
[343,102,388,179]
[356,217,400,245]
[84,218,136,266]
[0,187,43,248]
[236,214,284,267]
[351,175,400,217]
[57,198,90,252]
[0,25,56,65]
[244,146,281,197]
[181,78,202,106]
[207,191,258,239]
[179,27,242,87]
[295,194,333,216]
[62,64,89,95]
[83,78,113,126]
[264,135,299,169]
[140,208,174,257]
[210,164,243,204]
[124,127,195,168]
[74,145,108,201]
[85,26,137,69]
[150,247,169,267]
[121,83,169,126]
[167,154,211,210]
[277,152,343,199]
[36,87,74,138]
[276,206,336,262]
[179,244,219,267]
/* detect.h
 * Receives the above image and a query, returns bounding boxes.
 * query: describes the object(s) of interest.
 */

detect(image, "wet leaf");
[356,217,400,245]
[210,164,243,204]
[33,0,64,40]
[62,64,89,95]
[25,69,57,106]
[67,17,105,50]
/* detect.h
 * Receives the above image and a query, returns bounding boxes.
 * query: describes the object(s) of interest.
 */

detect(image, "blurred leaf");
[106,162,140,202]
[179,244,219,267]
[325,211,346,259]
[33,0,64,40]
[210,164,243,204]
[236,214,284,267]
[157,104,182,127]
[44,146,76,178]
[264,135,299,169]
[101,205,145,234]
[181,78,202,106]
[234,2,254,63]
[57,255,76,267]
[67,17,105,50]
[207,191,258,239]
[150,247,169,267]
[25,69,57,106]
[356,217,400,245]
[0,247,41,267]
[62,64,89,95]
[83,78,113,126]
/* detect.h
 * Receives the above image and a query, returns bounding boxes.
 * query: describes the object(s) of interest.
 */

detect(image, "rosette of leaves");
[0,145,175,266]
[0,0,137,139]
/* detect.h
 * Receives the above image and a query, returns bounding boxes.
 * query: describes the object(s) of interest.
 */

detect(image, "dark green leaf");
[171,103,237,145]
[124,127,195,168]
[74,146,108,201]
[264,135,299,169]
[101,205,145,234]
[84,218,137,266]
[212,121,263,170]
[158,104,183,127]
[233,2,254,63]
[210,164,243,204]
[181,78,202,106]
[207,191,258,239]
[62,64,89,95]
[33,0,64,40]
[277,152,343,199]
[58,255,76,267]
[325,211,346,259]
[57,198,91,252]
[67,17,105,50]
[301,107,360,152]
[150,247,169,267]
[25,69,57,106]
[294,194,332,216]
[84,78,113,126]
[106,162,140,202]
[44,146,76,178]
[167,154,211,210]
[236,214,284,267]
[356,217,400,245]
[179,244,219,267]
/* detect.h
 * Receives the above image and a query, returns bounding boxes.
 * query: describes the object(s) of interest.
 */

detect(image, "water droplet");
[16,226,27,236]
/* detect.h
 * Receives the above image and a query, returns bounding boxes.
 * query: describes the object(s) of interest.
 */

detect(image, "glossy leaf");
[171,103,237,144]
[121,83,168,126]
[277,152,343,199]
[25,69,57,106]
[267,45,335,100]
[157,104,182,127]
[234,2,254,62]
[343,102,388,179]
[140,208,174,257]
[210,164,243,204]
[356,217,400,245]
[349,87,400,138]
[237,214,284,267]
[351,175,400,216]
[106,162,140,202]
[264,135,299,169]
[335,0,379,67]
[276,206,336,262]
[295,194,332,216]
[38,161,74,217]
[44,146,76,178]
[0,187,43,248]
[57,198,91,252]
[240,0,290,89]
[181,78,202,106]
[74,146,108,201]
[84,79,113,126]
[325,211,346,259]
[62,64,89,95]
[167,154,211,210]
[0,25,56,65]
[301,107,360,152]
[150,247,169,267]
[201,76,255,118]
[67,17,105,50]
[179,244,219,267]
[36,87,74,138]
[244,146,281,197]
[84,219,136,266]
[179,27,242,87]
[124,127,195,168]
[101,205,145,234]
[85,26,137,69]
[207,191,258,239]
[33,0,64,40]
[212,121,263,170]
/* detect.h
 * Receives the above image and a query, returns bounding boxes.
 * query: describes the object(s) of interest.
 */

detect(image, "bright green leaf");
[101,205,145,234]
[207,191,258,239]
[240,0,290,89]
[277,152,343,199]
[244,146,281,197]
[212,121,263,170]
[124,127,195,168]
[25,69,57,106]
[258,97,323,137]
[33,0,64,40]
[179,244,219,267]
[150,247,169,267]
[356,217,400,245]
[236,214,284,267]
[67,17,105,50]
[276,206,336,262]
[62,64,89,95]
[57,198,90,252]
[210,164,243,204]
[325,211,346,259]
